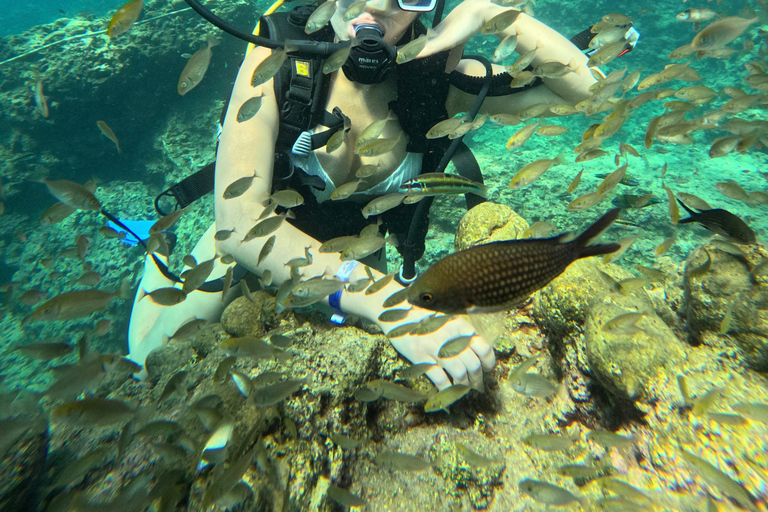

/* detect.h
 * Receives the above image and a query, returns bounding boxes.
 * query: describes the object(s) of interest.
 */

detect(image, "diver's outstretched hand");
[385,309,496,391]
[417,0,512,62]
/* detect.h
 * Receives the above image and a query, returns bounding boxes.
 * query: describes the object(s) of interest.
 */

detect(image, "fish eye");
[420,292,433,303]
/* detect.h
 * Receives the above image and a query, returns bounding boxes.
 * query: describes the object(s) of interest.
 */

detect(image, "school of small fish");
[6,2,768,510]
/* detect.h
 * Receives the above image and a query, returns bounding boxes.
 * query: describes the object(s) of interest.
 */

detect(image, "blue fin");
[108,220,156,246]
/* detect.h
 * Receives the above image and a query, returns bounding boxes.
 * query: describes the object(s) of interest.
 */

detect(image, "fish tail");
[206,34,220,48]
[675,197,695,224]
[118,278,132,299]
[476,184,489,198]
[572,208,621,258]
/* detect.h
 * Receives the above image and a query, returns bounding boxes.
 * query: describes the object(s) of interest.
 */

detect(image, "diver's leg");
[127,223,239,378]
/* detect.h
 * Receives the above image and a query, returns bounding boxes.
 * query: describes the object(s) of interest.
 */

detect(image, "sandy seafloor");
[2,0,768,510]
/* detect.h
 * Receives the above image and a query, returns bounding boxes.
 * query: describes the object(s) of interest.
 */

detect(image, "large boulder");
[454,202,529,251]
[585,291,687,401]
[684,241,768,370]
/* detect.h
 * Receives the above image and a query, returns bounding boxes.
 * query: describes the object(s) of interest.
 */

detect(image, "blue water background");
[2,0,117,38]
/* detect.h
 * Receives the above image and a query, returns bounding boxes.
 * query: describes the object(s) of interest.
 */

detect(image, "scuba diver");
[126,0,637,388]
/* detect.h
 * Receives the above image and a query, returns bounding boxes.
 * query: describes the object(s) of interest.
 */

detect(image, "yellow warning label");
[295,61,310,77]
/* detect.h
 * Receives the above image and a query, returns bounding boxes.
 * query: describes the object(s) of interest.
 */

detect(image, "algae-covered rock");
[144,336,196,382]
[0,419,48,512]
[684,241,768,370]
[430,432,505,509]
[585,292,686,401]
[454,202,529,251]
[220,291,285,339]
[533,260,638,338]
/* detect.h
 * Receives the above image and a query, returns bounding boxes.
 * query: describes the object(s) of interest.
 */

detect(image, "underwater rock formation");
[585,290,687,401]
[454,201,529,251]
[684,240,768,370]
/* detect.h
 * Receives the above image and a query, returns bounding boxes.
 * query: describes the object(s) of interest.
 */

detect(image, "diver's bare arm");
[508,14,595,102]
[213,46,393,321]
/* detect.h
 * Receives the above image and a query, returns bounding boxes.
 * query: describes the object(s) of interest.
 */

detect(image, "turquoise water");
[1,0,768,510]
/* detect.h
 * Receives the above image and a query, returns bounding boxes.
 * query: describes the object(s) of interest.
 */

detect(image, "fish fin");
[283,40,299,53]
[476,184,489,198]
[465,311,504,347]
[118,278,132,299]
[386,233,399,247]
[555,152,568,165]
[206,34,220,48]
[675,197,696,222]
[573,208,620,254]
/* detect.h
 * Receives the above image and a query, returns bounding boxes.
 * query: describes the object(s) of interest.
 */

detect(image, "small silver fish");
[236,95,264,123]
[178,35,220,95]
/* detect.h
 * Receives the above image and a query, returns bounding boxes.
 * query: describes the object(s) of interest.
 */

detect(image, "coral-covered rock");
[585,291,687,401]
[684,241,768,370]
[454,202,529,251]
[533,259,639,338]
[0,417,48,512]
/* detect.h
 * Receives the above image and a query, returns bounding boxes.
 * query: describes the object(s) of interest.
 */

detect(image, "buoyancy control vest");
[255,6,486,271]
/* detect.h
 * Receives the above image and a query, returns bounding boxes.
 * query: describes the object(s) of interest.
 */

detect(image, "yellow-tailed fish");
[597,163,628,194]
[149,208,186,235]
[107,0,143,38]
[342,0,368,21]
[426,117,463,139]
[493,33,518,62]
[361,193,404,218]
[505,121,540,150]
[568,169,583,193]
[223,171,258,199]
[481,9,521,35]
[677,8,717,22]
[242,214,286,242]
[355,111,397,150]
[236,94,264,122]
[663,184,679,224]
[509,154,566,189]
[40,178,101,211]
[519,479,583,506]
[691,16,757,51]
[96,120,121,153]
[356,133,401,157]
[304,0,336,34]
[178,35,220,96]
[323,44,352,74]
[252,42,297,87]
[396,33,430,65]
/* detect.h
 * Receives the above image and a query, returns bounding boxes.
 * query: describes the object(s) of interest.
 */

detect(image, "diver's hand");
[418,0,510,60]
[384,310,496,391]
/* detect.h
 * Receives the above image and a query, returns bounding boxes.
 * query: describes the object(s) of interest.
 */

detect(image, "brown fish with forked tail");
[676,198,756,245]
[407,209,621,314]
[178,35,220,96]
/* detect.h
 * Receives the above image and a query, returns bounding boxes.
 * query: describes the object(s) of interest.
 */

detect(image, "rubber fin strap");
[154,162,216,216]
[99,208,248,293]
[399,55,492,282]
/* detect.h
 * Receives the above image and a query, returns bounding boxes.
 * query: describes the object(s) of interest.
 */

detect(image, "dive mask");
[338,0,437,13]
